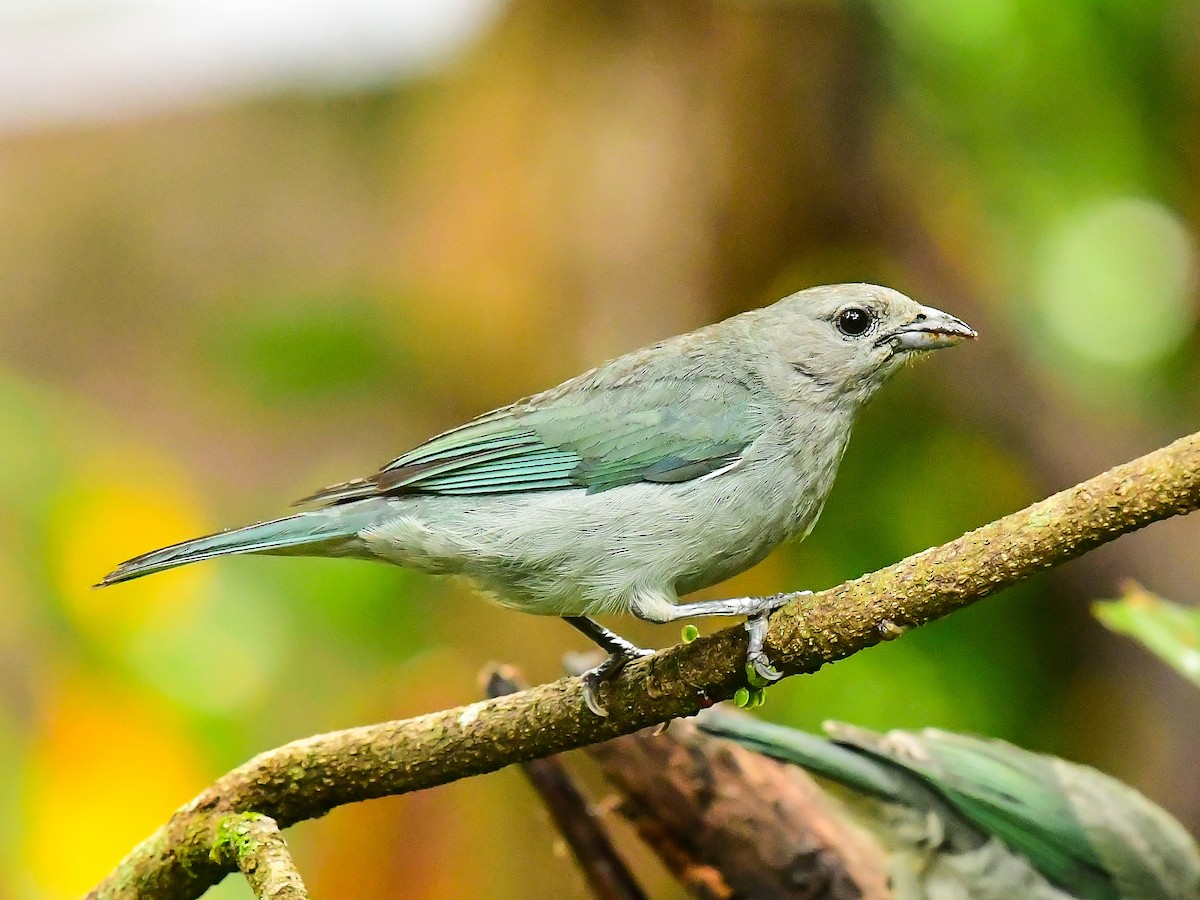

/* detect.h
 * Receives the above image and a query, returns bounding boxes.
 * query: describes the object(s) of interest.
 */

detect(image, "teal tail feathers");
[98,508,366,587]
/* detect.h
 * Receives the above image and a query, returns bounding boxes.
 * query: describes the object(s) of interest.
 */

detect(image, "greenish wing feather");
[851,729,1119,900]
[366,378,761,497]
[695,712,915,802]
[1052,758,1200,899]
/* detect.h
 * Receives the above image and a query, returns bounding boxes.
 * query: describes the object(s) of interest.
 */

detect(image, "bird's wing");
[1051,757,1200,900]
[831,725,1118,900]
[298,376,762,503]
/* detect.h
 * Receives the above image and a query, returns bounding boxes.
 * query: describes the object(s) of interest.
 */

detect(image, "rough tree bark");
[210,813,308,900]
[586,719,890,899]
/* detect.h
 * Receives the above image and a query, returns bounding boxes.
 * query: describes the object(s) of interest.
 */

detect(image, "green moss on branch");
[211,813,307,900]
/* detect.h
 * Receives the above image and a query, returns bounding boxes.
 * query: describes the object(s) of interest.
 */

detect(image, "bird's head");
[754,283,976,404]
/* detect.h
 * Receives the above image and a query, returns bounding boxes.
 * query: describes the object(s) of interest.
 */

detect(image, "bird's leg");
[638,592,811,684]
[563,615,654,717]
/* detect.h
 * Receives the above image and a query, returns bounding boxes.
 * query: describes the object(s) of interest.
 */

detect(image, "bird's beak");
[883,305,977,351]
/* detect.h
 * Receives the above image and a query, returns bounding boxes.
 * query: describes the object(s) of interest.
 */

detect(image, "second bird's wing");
[829,725,1119,900]
[299,375,764,503]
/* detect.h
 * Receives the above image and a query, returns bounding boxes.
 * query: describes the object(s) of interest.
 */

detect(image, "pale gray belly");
[357,457,823,616]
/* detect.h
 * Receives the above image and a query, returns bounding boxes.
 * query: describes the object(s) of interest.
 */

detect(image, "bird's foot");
[580,644,655,717]
[744,591,808,685]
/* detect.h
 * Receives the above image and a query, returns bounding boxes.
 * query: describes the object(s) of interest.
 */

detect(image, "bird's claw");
[747,655,783,686]
[743,591,803,688]
[581,672,610,718]
[743,619,781,701]
[579,645,654,717]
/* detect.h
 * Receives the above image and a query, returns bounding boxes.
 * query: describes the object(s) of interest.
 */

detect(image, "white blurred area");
[0,0,504,132]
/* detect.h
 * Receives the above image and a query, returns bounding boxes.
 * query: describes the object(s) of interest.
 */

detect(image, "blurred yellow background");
[1,1,1198,896]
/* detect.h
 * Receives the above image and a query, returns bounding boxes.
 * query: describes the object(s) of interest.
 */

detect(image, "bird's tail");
[98,506,371,587]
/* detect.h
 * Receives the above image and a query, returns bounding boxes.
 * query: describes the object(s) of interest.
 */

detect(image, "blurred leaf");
[266,556,432,663]
[198,295,412,405]
[124,568,288,717]
[1093,582,1200,688]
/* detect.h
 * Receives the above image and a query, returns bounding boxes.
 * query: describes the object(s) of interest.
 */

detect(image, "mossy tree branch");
[210,813,307,900]
[89,431,1200,900]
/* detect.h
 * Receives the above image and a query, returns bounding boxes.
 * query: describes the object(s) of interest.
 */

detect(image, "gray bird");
[100,283,974,714]
[697,711,1200,900]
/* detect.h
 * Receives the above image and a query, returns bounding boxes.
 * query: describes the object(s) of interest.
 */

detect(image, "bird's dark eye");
[836,306,873,337]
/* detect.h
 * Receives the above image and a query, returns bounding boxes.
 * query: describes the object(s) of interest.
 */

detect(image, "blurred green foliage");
[0,0,1197,896]
[197,293,424,408]
[1095,583,1200,689]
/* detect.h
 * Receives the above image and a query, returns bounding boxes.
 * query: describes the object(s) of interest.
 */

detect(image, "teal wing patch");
[300,378,761,502]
